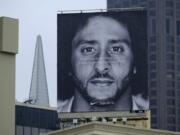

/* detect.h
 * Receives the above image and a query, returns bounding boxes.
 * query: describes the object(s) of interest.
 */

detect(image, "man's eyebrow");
[73,39,97,47]
[108,39,131,46]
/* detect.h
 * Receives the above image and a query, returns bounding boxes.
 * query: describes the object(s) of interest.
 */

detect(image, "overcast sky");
[0,0,106,107]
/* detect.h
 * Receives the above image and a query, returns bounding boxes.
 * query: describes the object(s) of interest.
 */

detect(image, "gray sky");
[0,0,106,107]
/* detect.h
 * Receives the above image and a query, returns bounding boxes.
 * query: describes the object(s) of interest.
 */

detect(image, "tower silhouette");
[28,35,49,107]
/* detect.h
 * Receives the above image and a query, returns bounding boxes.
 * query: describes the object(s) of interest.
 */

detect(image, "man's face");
[71,16,133,104]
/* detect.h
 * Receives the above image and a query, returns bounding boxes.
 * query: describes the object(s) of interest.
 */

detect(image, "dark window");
[177,11,180,18]
[150,54,156,61]
[167,107,175,114]
[166,45,174,52]
[166,9,174,16]
[177,64,180,71]
[151,117,157,123]
[166,36,174,43]
[177,82,180,89]
[149,45,156,52]
[152,19,156,35]
[150,72,156,79]
[149,10,156,16]
[167,117,175,124]
[123,1,129,7]
[166,54,174,61]
[166,19,170,34]
[167,98,175,105]
[167,90,175,97]
[177,46,180,53]
[150,99,157,105]
[149,1,156,7]
[150,81,157,87]
[166,63,174,70]
[177,21,180,36]
[150,63,156,70]
[150,90,157,96]
[131,0,138,5]
[151,108,157,115]
[178,100,180,106]
[177,73,180,81]
[166,72,174,79]
[177,55,180,61]
[149,36,156,43]
[167,125,176,131]
[177,37,180,44]
[166,81,175,88]
[166,0,174,8]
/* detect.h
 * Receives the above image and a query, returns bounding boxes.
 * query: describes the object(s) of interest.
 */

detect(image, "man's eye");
[110,46,124,53]
[81,47,95,54]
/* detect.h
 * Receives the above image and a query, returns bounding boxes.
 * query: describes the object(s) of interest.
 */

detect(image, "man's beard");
[72,72,131,107]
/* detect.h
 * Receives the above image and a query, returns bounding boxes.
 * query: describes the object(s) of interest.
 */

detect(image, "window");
[166,9,174,16]
[167,99,175,105]
[166,63,174,70]
[166,81,175,88]
[150,90,157,96]
[177,82,180,89]
[167,90,175,97]
[149,10,156,16]
[177,11,180,18]
[150,63,156,70]
[149,45,156,52]
[150,54,156,61]
[166,45,174,52]
[167,125,176,131]
[167,107,175,114]
[149,36,156,43]
[166,72,174,79]
[177,21,180,36]
[152,19,156,35]
[151,117,157,123]
[177,64,180,71]
[167,117,175,124]
[131,0,138,5]
[178,100,180,106]
[177,46,180,53]
[151,108,157,115]
[166,0,174,8]
[149,1,156,7]
[166,54,174,61]
[166,19,170,34]
[150,72,156,79]
[150,99,157,105]
[123,1,129,7]
[177,37,180,44]
[166,36,174,43]
[150,81,157,87]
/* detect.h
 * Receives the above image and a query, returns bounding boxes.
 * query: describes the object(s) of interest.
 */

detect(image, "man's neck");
[72,88,132,112]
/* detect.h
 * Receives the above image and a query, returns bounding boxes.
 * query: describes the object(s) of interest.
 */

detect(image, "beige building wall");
[41,122,180,135]
[0,17,18,135]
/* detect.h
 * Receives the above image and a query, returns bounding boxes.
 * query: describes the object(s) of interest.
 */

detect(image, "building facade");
[16,103,59,135]
[107,0,180,132]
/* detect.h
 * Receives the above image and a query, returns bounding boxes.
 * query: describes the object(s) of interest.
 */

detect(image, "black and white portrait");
[57,10,149,112]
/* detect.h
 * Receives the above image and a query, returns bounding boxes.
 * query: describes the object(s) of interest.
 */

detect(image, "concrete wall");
[0,17,18,135]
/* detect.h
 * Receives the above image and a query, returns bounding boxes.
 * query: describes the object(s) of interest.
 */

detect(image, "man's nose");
[94,52,111,74]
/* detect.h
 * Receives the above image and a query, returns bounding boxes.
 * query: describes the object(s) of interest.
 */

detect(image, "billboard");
[57,10,148,113]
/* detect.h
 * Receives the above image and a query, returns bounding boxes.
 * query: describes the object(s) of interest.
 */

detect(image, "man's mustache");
[89,72,115,81]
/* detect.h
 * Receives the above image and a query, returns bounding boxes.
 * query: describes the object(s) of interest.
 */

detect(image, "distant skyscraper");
[108,0,180,132]
[28,35,49,107]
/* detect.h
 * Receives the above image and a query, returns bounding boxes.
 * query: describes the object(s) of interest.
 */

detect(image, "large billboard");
[57,10,149,113]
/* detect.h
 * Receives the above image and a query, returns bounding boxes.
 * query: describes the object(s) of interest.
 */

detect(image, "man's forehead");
[72,15,131,46]
[88,15,122,26]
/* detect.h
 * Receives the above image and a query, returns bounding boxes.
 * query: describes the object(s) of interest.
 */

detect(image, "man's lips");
[90,78,114,86]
